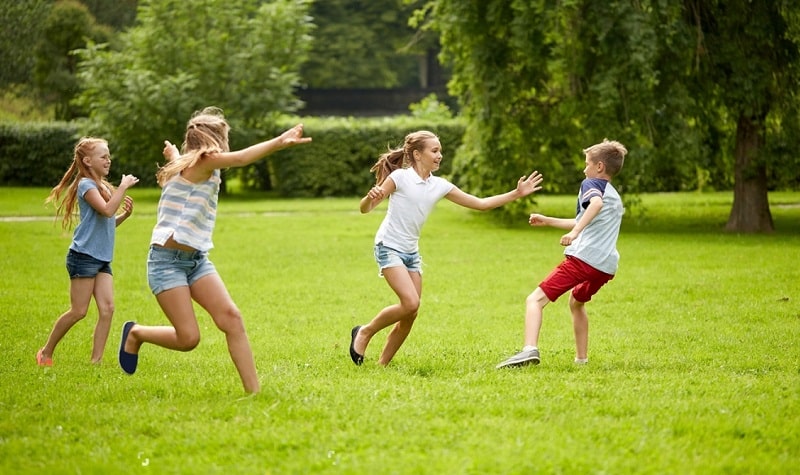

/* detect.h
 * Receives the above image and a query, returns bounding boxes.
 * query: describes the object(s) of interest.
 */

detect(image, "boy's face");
[582,153,603,179]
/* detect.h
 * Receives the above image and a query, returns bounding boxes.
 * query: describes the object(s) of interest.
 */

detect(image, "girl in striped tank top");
[117,107,311,394]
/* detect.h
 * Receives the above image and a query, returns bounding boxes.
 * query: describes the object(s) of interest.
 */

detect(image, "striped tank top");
[151,169,220,251]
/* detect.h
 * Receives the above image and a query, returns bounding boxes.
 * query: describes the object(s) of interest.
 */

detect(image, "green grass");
[1,189,798,474]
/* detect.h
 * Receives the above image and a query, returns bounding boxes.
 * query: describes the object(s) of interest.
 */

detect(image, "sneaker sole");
[496,356,540,369]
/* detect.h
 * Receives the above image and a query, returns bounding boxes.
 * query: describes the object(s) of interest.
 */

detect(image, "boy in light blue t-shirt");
[497,139,627,368]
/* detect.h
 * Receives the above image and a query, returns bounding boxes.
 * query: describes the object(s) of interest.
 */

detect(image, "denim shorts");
[374,242,422,276]
[147,245,217,295]
[66,249,112,279]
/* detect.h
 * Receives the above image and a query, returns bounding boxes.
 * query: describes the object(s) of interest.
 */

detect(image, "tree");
[684,0,800,232]
[425,1,799,230]
[301,0,424,88]
[74,0,313,186]
[33,0,111,120]
[0,0,52,89]
[81,0,137,29]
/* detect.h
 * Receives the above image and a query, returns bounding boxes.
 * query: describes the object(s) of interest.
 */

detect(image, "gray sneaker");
[496,349,540,369]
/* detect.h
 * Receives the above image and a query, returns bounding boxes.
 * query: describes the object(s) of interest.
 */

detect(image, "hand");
[366,185,385,201]
[163,140,180,161]
[516,171,544,197]
[120,174,139,189]
[529,213,548,226]
[278,124,313,149]
[560,231,578,246]
[121,195,134,217]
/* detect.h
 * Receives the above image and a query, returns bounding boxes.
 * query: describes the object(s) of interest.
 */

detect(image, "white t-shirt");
[374,167,455,253]
[564,178,623,275]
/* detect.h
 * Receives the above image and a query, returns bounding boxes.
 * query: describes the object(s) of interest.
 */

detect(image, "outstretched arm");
[445,171,543,211]
[201,124,312,171]
[529,213,576,230]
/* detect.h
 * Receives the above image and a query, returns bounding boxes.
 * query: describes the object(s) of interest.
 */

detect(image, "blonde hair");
[369,130,438,184]
[583,139,627,177]
[46,137,113,230]
[156,106,230,186]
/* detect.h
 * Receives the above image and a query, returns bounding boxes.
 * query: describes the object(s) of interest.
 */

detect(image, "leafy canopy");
[74,0,314,185]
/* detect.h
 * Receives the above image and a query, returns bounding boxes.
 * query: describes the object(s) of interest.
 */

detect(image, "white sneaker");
[496,348,541,369]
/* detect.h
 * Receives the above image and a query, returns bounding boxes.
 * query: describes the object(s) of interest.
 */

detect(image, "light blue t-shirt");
[71,178,115,262]
[564,178,623,275]
[375,167,455,253]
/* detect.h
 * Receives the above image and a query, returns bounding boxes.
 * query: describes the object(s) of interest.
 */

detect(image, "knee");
[400,297,420,317]
[64,307,88,323]
[214,306,245,335]
[176,332,200,351]
[96,302,115,320]
[525,290,548,309]
[568,294,585,311]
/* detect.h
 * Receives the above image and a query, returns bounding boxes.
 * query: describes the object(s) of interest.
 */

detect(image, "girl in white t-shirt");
[350,130,543,366]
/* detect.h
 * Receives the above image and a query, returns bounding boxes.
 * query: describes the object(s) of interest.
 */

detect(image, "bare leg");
[90,272,115,363]
[523,287,551,348]
[569,294,589,360]
[40,277,95,360]
[191,274,259,394]
[124,285,201,354]
[354,266,421,366]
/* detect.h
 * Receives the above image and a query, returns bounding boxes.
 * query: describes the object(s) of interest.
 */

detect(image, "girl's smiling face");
[83,142,111,178]
[413,138,443,177]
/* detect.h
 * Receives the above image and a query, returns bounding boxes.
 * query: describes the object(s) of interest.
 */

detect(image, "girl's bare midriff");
[155,235,197,252]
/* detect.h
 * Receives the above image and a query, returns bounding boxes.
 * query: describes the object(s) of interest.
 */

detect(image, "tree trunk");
[725,113,774,233]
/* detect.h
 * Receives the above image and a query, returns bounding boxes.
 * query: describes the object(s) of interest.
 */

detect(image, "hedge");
[0,117,465,197]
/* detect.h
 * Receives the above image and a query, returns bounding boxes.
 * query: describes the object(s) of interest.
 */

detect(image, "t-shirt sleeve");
[579,179,607,209]
[77,178,98,198]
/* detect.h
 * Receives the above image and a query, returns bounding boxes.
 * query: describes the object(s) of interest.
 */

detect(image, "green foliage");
[73,0,315,186]
[0,0,52,88]
[249,115,465,196]
[301,0,425,88]
[0,121,81,186]
[0,116,465,197]
[408,93,454,120]
[33,0,111,120]
[80,0,137,29]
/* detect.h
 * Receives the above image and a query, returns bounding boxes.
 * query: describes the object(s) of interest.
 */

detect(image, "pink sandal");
[36,349,53,367]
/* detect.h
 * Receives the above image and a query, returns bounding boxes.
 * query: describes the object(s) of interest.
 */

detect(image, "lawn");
[0,188,798,474]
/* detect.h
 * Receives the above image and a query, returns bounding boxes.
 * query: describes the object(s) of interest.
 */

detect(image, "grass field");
[1,188,798,474]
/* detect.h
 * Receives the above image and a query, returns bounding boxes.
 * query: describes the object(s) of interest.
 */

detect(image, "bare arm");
[198,124,311,172]
[528,214,577,230]
[83,175,139,218]
[559,195,603,246]
[360,178,396,214]
[445,171,543,211]
[163,140,180,162]
[115,196,134,226]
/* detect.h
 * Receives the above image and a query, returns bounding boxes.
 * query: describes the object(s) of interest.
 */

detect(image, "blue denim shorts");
[66,249,112,279]
[147,245,217,295]
[374,242,422,276]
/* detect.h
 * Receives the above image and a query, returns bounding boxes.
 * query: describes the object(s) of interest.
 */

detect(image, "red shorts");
[539,256,614,303]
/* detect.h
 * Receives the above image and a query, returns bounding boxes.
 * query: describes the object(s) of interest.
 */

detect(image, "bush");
[0,121,81,186]
[239,115,466,197]
[0,117,466,197]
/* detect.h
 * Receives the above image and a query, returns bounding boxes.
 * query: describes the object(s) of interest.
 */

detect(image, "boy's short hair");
[583,139,627,177]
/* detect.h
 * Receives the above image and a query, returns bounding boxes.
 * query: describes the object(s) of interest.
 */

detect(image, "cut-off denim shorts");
[147,245,217,295]
[374,242,422,277]
[66,249,112,279]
